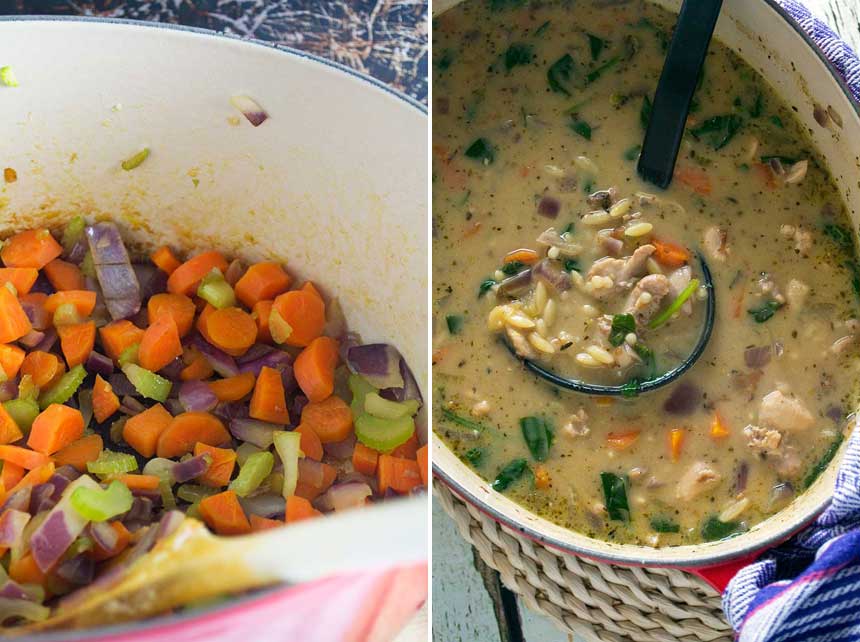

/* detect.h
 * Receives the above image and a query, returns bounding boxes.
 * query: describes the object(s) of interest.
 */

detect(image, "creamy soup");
[432,0,860,546]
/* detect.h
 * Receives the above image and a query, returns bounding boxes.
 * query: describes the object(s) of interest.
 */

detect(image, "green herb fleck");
[600,472,630,522]
[587,33,606,61]
[802,433,844,489]
[437,50,454,71]
[446,315,464,335]
[824,223,854,250]
[770,115,784,128]
[478,278,496,298]
[520,416,554,462]
[464,447,486,467]
[570,118,592,140]
[621,379,640,399]
[640,95,652,130]
[492,458,529,492]
[563,258,580,272]
[701,516,741,542]
[121,148,150,171]
[441,408,491,434]
[559,222,574,235]
[650,516,680,533]
[609,314,635,347]
[547,54,575,96]
[464,138,495,164]
[623,144,641,161]
[504,43,534,71]
[690,114,743,150]
[747,300,783,323]
[533,20,551,37]
[586,57,619,84]
[501,261,525,276]
[750,93,763,118]
[633,343,657,380]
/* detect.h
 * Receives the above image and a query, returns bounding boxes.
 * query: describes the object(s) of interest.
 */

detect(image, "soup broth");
[432,0,860,546]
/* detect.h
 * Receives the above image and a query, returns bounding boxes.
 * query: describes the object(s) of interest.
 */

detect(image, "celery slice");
[364,392,419,420]
[228,451,274,497]
[39,365,87,409]
[355,413,415,452]
[235,442,261,466]
[53,303,84,326]
[197,269,236,309]
[272,431,301,498]
[118,344,139,367]
[177,484,219,503]
[70,480,133,521]
[122,364,171,402]
[61,216,86,254]
[80,251,95,278]
[348,374,378,419]
[269,308,292,344]
[3,399,39,434]
[0,66,19,87]
[87,450,137,475]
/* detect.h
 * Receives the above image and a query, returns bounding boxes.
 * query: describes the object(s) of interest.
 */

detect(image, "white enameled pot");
[0,18,427,642]
[431,0,860,591]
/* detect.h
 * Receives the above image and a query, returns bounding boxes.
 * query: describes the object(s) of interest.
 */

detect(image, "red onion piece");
[33,328,57,353]
[230,418,279,448]
[156,510,185,539]
[0,510,30,548]
[0,580,32,601]
[531,258,571,292]
[380,357,424,408]
[108,373,137,398]
[55,554,95,585]
[537,195,561,218]
[18,330,45,349]
[0,487,32,514]
[159,357,185,381]
[297,459,325,488]
[123,496,154,525]
[224,259,245,286]
[28,274,54,295]
[323,434,356,460]
[29,483,56,514]
[85,351,114,378]
[20,298,49,331]
[171,454,210,484]
[346,344,404,390]
[663,382,702,415]
[214,401,249,423]
[230,94,269,127]
[744,345,771,369]
[192,335,239,378]
[314,482,372,512]
[0,380,18,403]
[133,263,168,302]
[29,483,92,572]
[338,332,361,364]
[65,239,87,264]
[239,493,285,518]
[291,395,309,425]
[85,222,141,320]
[238,347,294,391]
[237,344,276,365]
[733,461,750,495]
[87,521,118,552]
[164,398,185,417]
[120,395,146,415]
[178,381,218,413]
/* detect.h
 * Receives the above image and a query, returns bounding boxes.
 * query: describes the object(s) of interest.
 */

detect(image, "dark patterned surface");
[3,0,428,104]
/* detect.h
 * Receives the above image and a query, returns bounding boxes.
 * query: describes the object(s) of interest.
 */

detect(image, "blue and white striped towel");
[722,7,860,639]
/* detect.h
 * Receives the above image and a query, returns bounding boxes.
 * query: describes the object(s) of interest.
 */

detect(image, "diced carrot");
[0,461,24,489]
[90,522,131,562]
[6,461,54,496]
[377,455,422,494]
[294,460,337,501]
[147,293,196,338]
[198,489,251,535]
[652,239,691,268]
[43,259,85,291]
[252,299,274,344]
[0,344,25,379]
[674,164,713,195]
[300,395,352,443]
[92,375,120,424]
[99,320,145,362]
[208,372,256,402]
[295,425,323,462]
[193,442,237,488]
[0,404,22,445]
[294,336,339,403]
[503,248,539,265]
[669,428,686,462]
[753,162,778,189]
[44,290,97,317]
[54,434,103,472]
[534,463,551,490]
[9,553,46,587]
[18,292,49,330]
[710,412,730,439]
[0,268,38,295]
[285,495,322,524]
[57,320,95,368]
[180,354,215,381]
[204,307,257,356]
[249,366,290,424]
[0,286,32,343]
[234,262,292,309]
[1,229,63,269]
[250,514,283,531]
[167,250,228,296]
[114,474,160,491]
[271,287,325,347]
[0,444,51,470]
[156,411,230,458]
[391,433,419,459]
[28,404,85,455]
[150,245,181,276]
[138,312,182,372]
[123,403,173,458]
[21,351,61,389]
[606,430,640,451]
[353,442,379,477]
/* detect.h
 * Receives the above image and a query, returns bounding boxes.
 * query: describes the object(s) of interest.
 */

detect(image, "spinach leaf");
[633,343,657,379]
[501,261,526,275]
[570,119,592,140]
[690,114,743,150]
[600,472,630,522]
[747,300,783,323]
[437,50,454,71]
[520,416,554,462]
[464,138,495,164]
[533,20,551,37]
[441,408,491,433]
[504,43,534,72]
[824,223,854,250]
[547,54,575,96]
[623,144,641,161]
[493,458,529,492]
[749,92,763,118]
[463,447,486,467]
[587,33,606,61]
[489,0,524,10]
[802,433,844,489]
[640,95,652,130]
[701,516,741,542]
[446,315,464,335]
[563,258,580,272]
[478,278,496,298]
[770,115,784,128]
[559,222,575,235]
[650,516,680,533]
[621,379,640,398]
[609,313,635,347]
[586,57,619,84]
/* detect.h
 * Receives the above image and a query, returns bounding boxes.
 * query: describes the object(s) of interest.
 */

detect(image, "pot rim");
[432,0,860,570]
[0,15,426,639]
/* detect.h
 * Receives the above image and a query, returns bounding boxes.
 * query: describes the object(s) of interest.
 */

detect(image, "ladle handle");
[638,0,724,188]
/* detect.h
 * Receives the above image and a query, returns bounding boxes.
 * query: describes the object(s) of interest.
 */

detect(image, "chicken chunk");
[703,226,729,262]
[758,390,815,432]
[585,244,655,299]
[676,461,722,502]
[623,274,670,324]
[743,424,782,455]
[785,278,810,311]
[505,326,536,359]
[562,408,590,438]
[667,266,693,315]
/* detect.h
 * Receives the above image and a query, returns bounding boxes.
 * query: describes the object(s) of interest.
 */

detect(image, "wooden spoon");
[14,497,426,632]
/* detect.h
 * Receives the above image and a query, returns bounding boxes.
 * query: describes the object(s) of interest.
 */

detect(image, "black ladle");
[638,0,724,187]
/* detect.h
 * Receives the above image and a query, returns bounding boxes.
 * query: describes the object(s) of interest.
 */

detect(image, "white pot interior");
[432,0,859,567]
